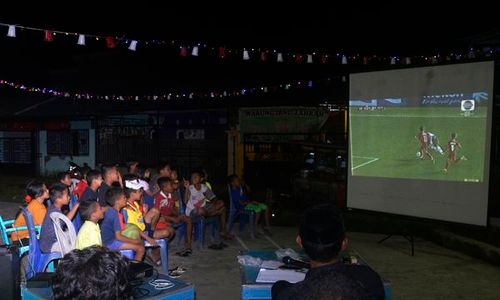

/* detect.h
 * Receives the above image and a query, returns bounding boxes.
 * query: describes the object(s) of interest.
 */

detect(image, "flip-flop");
[169,266,187,274]
[169,270,183,277]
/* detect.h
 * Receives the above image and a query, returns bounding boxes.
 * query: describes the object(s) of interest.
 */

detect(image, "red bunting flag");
[106,36,116,48]
[44,30,53,42]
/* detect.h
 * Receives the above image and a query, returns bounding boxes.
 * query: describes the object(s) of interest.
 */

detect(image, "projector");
[128,261,154,280]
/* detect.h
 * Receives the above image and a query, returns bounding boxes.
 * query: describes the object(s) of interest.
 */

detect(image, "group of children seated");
[9,161,272,267]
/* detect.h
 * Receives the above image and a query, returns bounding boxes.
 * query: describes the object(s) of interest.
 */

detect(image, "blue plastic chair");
[117,239,169,274]
[227,185,255,239]
[122,209,169,273]
[175,189,219,249]
[69,194,81,233]
[20,207,63,280]
[0,214,41,256]
[145,238,169,273]
[120,249,135,260]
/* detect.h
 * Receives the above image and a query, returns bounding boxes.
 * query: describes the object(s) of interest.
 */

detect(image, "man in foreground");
[272,204,384,300]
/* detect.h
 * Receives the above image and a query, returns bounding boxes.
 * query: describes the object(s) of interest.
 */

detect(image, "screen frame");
[346,60,495,227]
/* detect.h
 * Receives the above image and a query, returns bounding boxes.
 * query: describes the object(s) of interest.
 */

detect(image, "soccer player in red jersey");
[443,133,466,172]
[415,126,434,162]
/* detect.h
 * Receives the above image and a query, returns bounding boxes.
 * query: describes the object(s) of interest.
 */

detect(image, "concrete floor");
[168,227,500,300]
[2,202,500,300]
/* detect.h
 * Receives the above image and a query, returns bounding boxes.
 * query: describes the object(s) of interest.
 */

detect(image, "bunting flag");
[0,22,496,65]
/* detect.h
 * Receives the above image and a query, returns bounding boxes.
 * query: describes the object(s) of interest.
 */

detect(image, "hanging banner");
[239,107,330,134]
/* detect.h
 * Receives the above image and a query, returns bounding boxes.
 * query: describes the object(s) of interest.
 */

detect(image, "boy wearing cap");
[271,204,384,300]
[100,187,145,262]
[123,174,174,263]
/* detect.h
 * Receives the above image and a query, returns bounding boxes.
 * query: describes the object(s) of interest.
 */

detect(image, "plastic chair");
[69,194,81,233]
[20,207,63,280]
[175,189,219,249]
[145,239,169,273]
[50,212,77,255]
[0,214,41,257]
[227,185,255,239]
[120,249,135,260]
[122,208,170,273]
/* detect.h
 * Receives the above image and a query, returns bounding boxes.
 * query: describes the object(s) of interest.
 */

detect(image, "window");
[47,130,89,156]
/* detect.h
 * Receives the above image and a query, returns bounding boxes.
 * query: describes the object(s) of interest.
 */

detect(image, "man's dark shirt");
[272,261,384,300]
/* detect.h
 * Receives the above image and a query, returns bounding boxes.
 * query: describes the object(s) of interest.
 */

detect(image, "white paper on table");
[260,260,284,270]
[256,268,306,283]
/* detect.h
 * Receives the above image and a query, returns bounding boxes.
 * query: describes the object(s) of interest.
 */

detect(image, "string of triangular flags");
[1,22,496,65]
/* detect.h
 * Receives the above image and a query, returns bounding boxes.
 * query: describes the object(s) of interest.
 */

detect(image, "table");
[21,272,195,300]
[239,250,391,300]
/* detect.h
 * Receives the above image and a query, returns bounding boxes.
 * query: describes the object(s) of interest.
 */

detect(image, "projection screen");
[348,61,493,226]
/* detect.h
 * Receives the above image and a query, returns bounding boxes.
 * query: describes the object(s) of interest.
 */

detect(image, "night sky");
[0,2,497,114]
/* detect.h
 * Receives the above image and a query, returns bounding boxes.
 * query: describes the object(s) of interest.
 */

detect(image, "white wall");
[39,121,95,175]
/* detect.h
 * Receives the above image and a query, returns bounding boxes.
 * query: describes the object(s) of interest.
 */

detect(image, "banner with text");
[239,107,330,136]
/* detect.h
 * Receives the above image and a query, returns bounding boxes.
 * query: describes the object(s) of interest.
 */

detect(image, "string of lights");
[0,77,335,101]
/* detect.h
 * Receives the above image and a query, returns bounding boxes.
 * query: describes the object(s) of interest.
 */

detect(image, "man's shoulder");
[341,263,381,279]
[338,264,384,298]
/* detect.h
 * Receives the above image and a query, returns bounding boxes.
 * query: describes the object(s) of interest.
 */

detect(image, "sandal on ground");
[169,266,187,274]
[219,242,229,248]
[169,269,183,277]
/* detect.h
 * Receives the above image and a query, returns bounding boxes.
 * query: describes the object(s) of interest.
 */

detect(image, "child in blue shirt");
[228,174,271,233]
[39,183,80,253]
[100,186,145,261]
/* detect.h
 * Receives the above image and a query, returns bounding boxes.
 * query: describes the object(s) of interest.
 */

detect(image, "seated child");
[228,174,271,233]
[79,170,103,203]
[123,175,174,263]
[72,166,91,200]
[76,199,104,249]
[100,187,145,261]
[155,177,193,256]
[57,172,72,192]
[39,183,80,253]
[11,180,49,244]
[169,168,181,210]
[184,170,232,239]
